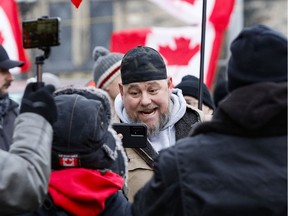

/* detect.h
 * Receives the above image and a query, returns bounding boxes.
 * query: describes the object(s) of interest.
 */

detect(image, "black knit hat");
[228,24,287,92]
[175,75,215,110]
[121,46,167,84]
[51,87,127,177]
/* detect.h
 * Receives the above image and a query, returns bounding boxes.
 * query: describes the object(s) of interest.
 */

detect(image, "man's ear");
[119,83,124,96]
[167,76,173,89]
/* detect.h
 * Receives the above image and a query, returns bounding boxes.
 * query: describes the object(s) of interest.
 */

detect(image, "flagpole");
[198,0,207,110]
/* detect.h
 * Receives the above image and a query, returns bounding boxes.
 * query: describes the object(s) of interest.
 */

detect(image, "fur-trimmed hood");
[51,86,128,179]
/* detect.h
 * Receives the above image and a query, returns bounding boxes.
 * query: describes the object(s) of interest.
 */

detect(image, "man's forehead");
[125,80,164,88]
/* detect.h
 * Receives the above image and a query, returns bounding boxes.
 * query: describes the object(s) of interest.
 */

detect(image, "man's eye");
[129,91,139,96]
[149,89,158,94]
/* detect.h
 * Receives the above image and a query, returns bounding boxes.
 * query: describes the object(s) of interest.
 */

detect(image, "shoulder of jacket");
[8,99,19,114]
[185,105,213,122]
[183,105,202,122]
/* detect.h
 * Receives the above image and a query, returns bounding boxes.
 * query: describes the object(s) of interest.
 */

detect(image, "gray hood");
[114,88,186,151]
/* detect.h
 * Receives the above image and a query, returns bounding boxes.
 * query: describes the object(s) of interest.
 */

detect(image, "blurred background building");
[16,0,287,89]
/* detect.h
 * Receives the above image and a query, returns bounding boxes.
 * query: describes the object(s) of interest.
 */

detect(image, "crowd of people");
[0,23,287,216]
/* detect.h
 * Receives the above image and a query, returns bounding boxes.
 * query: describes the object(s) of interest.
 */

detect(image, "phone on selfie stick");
[112,123,147,148]
[22,16,61,88]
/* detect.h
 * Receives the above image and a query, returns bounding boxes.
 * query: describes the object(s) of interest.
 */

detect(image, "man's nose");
[6,71,14,81]
[140,92,152,106]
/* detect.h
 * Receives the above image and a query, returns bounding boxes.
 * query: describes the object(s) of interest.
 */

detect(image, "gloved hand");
[20,82,57,125]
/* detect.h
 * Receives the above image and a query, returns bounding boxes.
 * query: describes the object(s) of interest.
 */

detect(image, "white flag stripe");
[148,0,216,25]
[146,25,215,85]
[0,7,20,74]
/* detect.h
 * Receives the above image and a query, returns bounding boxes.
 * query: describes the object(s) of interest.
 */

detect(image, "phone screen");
[22,17,60,49]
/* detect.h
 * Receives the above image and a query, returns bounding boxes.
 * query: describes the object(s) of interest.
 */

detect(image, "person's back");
[132,24,287,215]
[20,87,131,216]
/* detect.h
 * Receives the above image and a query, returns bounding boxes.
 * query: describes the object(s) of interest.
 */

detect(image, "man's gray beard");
[127,101,171,137]
[128,112,170,137]
[147,112,169,136]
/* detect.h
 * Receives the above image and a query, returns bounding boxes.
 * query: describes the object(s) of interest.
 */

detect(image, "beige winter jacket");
[125,106,205,202]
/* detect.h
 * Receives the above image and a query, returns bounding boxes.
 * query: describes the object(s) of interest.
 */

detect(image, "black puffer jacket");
[132,82,287,216]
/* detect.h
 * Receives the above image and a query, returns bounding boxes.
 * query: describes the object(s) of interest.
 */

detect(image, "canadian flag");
[111,0,235,88]
[148,0,235,32]
[0,0,31,74]
[58,154,79,167]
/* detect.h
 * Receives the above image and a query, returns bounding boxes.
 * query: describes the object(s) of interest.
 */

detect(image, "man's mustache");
[3,81,11,88]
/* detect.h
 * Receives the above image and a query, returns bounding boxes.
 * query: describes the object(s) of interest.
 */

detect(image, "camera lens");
[131,126,144,136]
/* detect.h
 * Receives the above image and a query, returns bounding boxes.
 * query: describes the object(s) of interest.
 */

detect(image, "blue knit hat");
[228,24,287,91]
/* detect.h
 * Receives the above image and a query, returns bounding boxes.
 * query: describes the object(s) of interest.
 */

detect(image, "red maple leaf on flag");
[64,159,73,164]
[71,0,82,8]
[180,0,196,4]
[159,37,200,66]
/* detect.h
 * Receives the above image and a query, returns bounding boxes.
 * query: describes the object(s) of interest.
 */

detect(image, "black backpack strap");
[133,140,158,168]
[40,194,70,216]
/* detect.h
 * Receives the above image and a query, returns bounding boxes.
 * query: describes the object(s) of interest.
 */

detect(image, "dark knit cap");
[51,87,126,177]
[121,46,167,84]
[228,24,287,92]
[175,75,215,110]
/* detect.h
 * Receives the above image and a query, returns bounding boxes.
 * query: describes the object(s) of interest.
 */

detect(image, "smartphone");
[22,16,61,49]
[112,123,147,148]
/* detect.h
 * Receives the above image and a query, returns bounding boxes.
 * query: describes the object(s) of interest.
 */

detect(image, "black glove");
[20,82,57,125]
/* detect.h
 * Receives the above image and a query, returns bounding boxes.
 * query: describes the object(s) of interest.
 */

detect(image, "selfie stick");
[198,0,207,110]
[35,47,50,84]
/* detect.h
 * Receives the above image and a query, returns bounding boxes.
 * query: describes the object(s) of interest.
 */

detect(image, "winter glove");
[20,82,57,125]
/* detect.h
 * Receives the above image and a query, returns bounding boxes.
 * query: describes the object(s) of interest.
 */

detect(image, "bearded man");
[114,46,202,201]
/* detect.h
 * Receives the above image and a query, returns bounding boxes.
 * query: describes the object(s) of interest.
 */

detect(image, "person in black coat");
[20,87,132,216]
[132,24,287,216]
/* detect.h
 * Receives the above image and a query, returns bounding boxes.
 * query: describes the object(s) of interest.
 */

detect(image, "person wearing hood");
[132,24,287,215]
[114,46,202,201]
[20,87,132,216]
